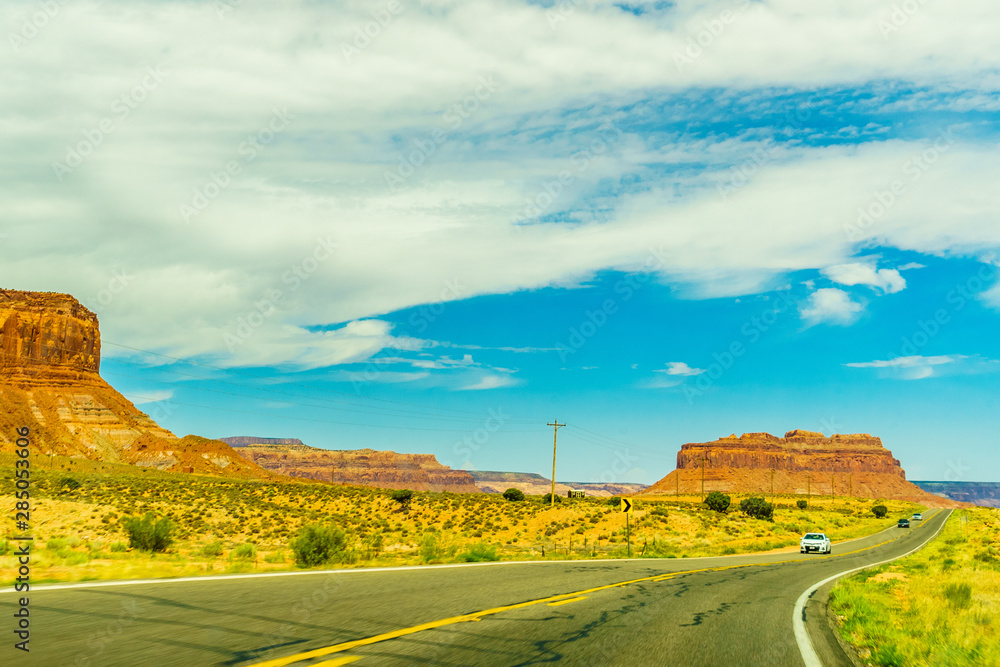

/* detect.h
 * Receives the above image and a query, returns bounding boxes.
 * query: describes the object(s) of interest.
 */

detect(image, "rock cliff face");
[468,470,647,498]
[912,481,1000,508]
[229,438,481,492]
[1,289,102,386]
[0,289,268,478]
[644,430,958,505]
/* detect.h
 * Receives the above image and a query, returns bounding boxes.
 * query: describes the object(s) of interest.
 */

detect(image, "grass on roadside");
[830,507,1000,667]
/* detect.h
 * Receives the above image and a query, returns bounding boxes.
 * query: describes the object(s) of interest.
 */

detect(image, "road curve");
[3,510,949,667]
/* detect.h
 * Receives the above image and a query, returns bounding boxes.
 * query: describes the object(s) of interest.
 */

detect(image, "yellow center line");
[547,596,587,607]
[249,519,932,667]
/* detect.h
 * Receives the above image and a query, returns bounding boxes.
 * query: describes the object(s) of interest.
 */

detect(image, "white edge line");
[2,515,918,595]
[792,509,953,667]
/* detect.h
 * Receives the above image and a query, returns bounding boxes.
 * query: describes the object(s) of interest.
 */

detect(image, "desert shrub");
[704,492,731,514]
[542,493,563,504]
[367,533,384,557]
[200,542,225,558]
[651,505,670,517]
[264,551,286,563]
[231,544,257,561]
[607,496,622,506]
[119,513,175,552]
[110,542,128,553]
[391,489,414,504]
[797,500,808,510]
[739,497,774,522]
[290,525,348,567]
[871,505,888,519]
[47,538,68,550]
[419,534,440,562]
[943,583,973,609]
[502,488,525,502]
[457,542,499,562]
[59,476,82,491]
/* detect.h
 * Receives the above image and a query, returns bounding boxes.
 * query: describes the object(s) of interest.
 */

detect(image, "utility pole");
[676,469,679,497]
[807,474,812,501]
[547,420,565,508]
[770,468,775,500]
[848,474,853,499]
[831,475,836,502]
[700,456,708,496]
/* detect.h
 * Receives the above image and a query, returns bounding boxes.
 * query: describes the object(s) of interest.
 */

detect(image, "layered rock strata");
[229,439,481,492]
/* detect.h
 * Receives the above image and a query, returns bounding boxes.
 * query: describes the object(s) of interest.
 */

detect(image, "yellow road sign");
[620,498,633,513]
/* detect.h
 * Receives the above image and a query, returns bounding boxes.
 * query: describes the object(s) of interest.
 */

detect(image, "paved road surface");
[3,509,949,666]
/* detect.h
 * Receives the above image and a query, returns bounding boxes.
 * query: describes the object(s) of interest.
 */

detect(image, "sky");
[1,0,998,484]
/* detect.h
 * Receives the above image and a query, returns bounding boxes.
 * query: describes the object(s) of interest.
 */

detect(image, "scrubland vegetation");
[831,507,1000,666]
[0,458,921,584]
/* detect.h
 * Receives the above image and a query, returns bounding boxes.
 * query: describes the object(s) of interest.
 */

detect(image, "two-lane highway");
[3,509,949,666]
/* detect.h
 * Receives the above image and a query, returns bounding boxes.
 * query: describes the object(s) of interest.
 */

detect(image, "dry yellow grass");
[831,507,1000,666]
[0,464,922,584]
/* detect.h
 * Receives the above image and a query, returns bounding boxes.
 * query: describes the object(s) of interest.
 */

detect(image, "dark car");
[898,518,910,528]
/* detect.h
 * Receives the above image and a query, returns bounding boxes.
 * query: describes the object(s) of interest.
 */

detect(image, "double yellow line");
[251,524,920,666]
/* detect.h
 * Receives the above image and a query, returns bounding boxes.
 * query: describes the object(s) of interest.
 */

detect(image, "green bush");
[607,496,622,506]
[391,489,414,504]
[704,492,731,513]
[502,488,525,501]
[419,534,440,562]
[943,583,973,609]
[872,504,888,519]
[110,542,128,553]
[264,551,285,564]
[457,542,499,562]
[119,513,175,552]
[231,544,257,561]
[797,500,808,510]
[739,497,775,522]
[199,542,225,558]
[542,493,563,504]
[290,525,348,567]
[59,476,82,491]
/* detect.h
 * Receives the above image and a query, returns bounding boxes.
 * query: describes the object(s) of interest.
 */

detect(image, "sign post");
[620,498,634,557]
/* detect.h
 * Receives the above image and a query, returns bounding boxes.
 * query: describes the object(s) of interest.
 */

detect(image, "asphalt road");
[3,509,949,667]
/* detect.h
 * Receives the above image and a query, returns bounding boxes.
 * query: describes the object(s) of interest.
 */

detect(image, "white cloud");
[659,361,705,376]
[4,1,1000,369]
[846,355,966,380]
[800,288,865,325]
[822,262,907,294]
[125,389,173,404]
[459,374,521,391]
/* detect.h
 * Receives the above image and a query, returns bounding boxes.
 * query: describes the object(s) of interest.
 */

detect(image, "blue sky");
[2,0,999,483]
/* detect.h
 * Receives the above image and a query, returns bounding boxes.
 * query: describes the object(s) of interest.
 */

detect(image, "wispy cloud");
[822,261,907,294]
[800,288,865,326]
[660,361,706,376]
[846,354,970,380]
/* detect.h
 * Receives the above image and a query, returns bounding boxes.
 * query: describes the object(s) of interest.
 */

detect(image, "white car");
[912,513,923,520]
[800,532,832,554]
